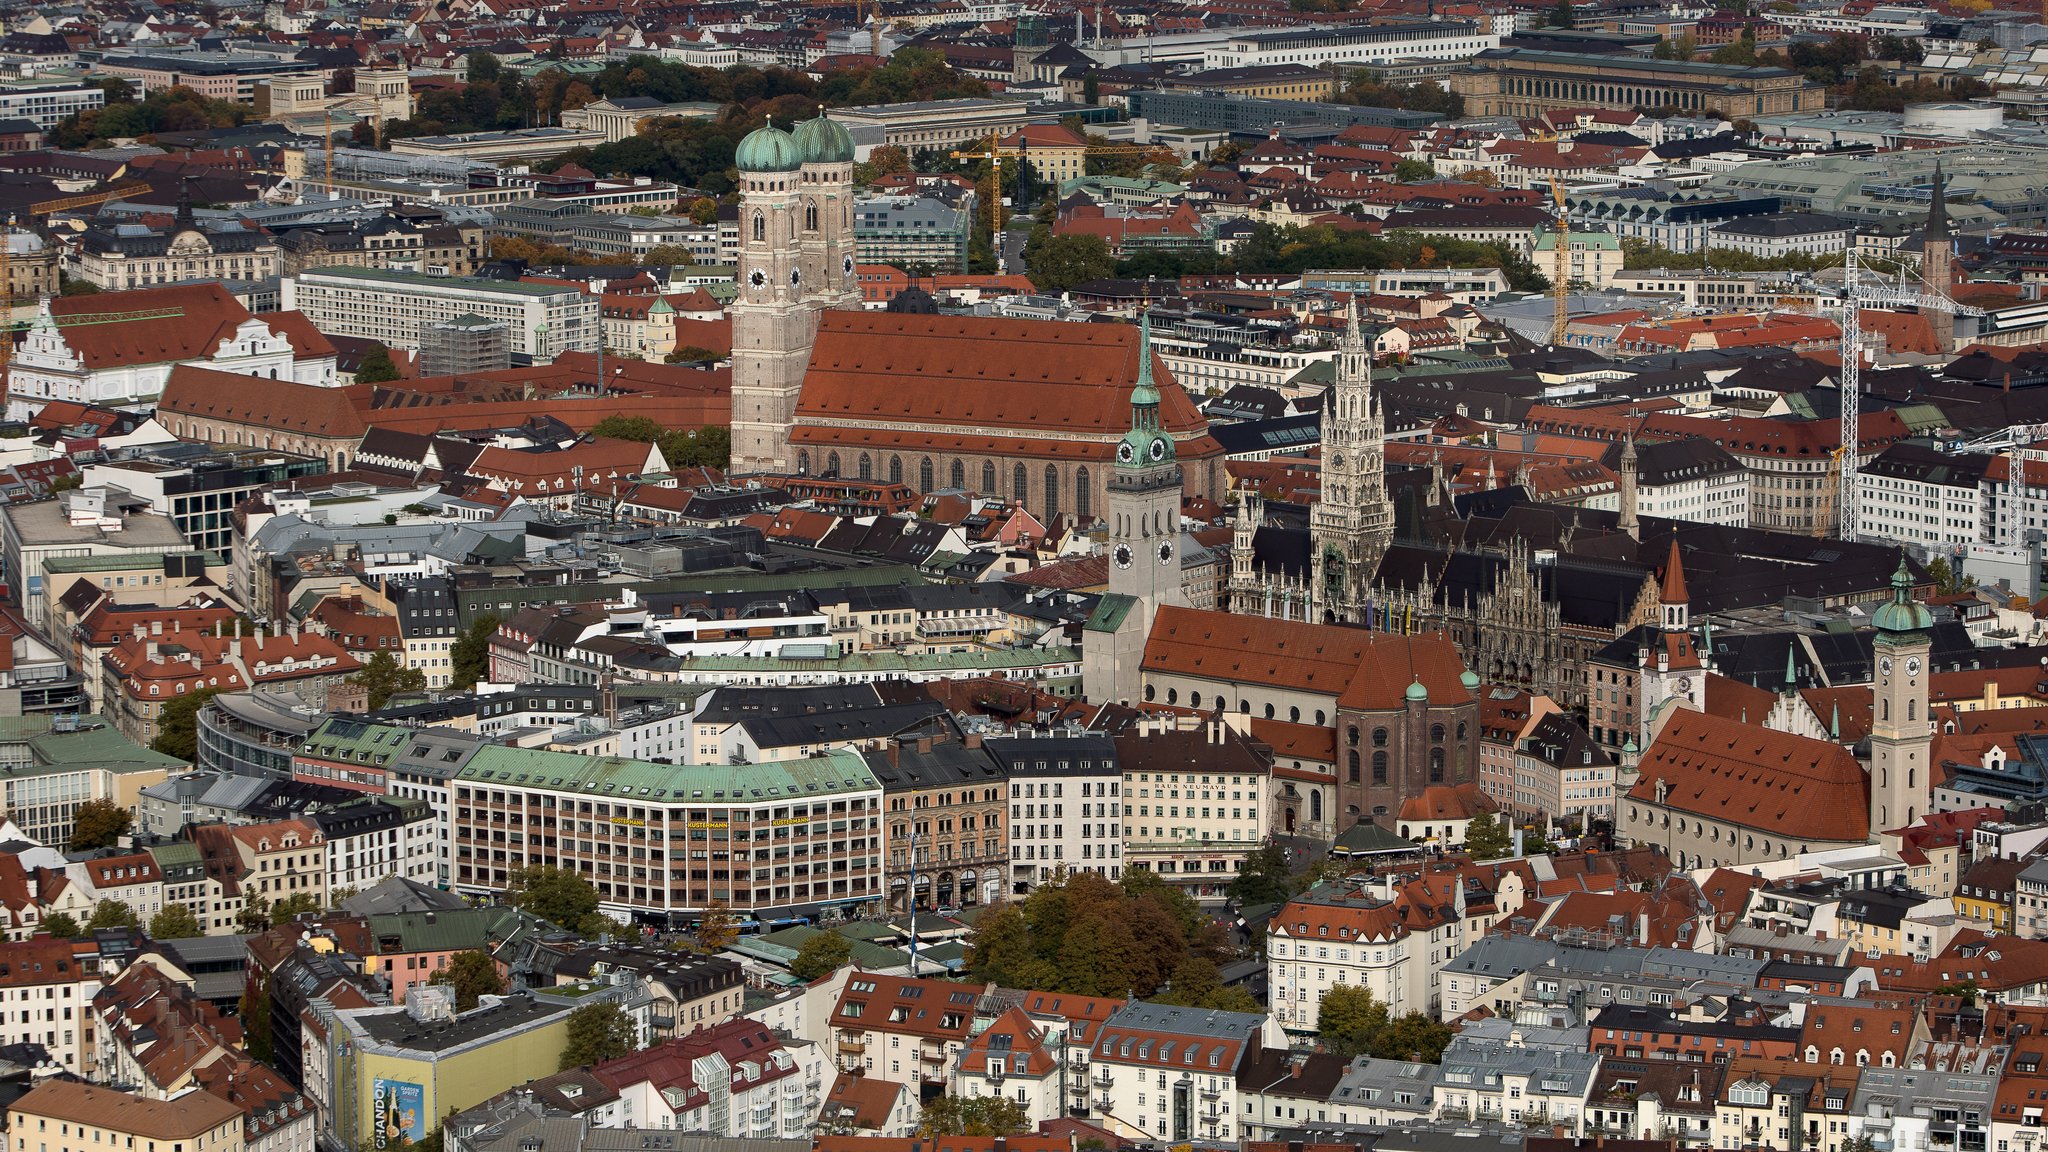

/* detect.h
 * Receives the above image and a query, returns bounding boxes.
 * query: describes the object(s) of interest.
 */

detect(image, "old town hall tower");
[1310,301,1395,622]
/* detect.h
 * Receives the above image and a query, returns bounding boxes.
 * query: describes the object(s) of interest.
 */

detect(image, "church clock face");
[1148,437,1167,462]
[1112,543,1134,569]
[789,268,801,287]
[1157,540,1174,566]
[748,269,766,290]
[843,255,855,276]
[1906,656,1922,677]
[1117,441,1136,465]
[1879,656,1894,676]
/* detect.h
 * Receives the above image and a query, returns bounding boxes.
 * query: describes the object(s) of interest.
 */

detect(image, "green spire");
[1131,311,1160,410]
[1830,701,1841,740]
[1784,644,1797,690]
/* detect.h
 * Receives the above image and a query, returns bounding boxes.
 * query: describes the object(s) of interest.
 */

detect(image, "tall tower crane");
[949,135,1174,275]
[1550,180,1570,346]
[1834,247,1984,541]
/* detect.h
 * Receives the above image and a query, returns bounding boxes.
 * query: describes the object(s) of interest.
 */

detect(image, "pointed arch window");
[1075,467,1091,521]
[920,457,935,493]
[888,455,903,484]
[983,462,996,494]
[1014,463,1029,503]
[805,201,819,231]
[858,453,874,480]
[951,460,966,489]
[752,212,765,242]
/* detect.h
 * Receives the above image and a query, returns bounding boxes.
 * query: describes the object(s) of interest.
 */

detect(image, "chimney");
[151,620,162,636]
[1638,912,1650,946]
[146,641,159,662]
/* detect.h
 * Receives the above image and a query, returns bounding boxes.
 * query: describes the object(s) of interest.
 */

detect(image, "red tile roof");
[1630,709,1870,843]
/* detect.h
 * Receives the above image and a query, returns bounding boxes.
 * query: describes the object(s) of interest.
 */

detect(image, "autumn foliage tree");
[966,869,1227,999]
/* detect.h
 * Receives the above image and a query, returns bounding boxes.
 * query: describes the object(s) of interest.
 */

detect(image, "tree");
[1377,1012,1453,1063]
[1463,811,1512,860]
[148,904,203,940]
[236,896,272,933]
[1928,556,1972,596]
[355,344,401,384]
[151,687,222,761]
[240,974,272,1063]
[659,425,730,469]
[1549,0,1575,26]
[466,51,504,85]
[692,900,739,953]
[58,276,100,297]
[429,949,506,1011]
[964,903,1058,989]
[271,892,322,922]
[687,197,719,225]
[1153,956,1256,1012]
[449,614,501,689]
[1318,984,1392,1060]
[559,1002,638,1069]
[39,912,81,938]
[348,651,427,711]
[1227,843,1296,907]
[854,144,910,185]
[68,797,132,850]
[508,865,616,936]
[918,1096,1029,1137]
[87,899,138,931]
[589,415,665,442]
[791,932,853,980]
[1394,159,1435,183]
[1022,232,1116,293]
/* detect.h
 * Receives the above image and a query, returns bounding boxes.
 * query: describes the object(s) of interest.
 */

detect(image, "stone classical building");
[1449,48,1828,119]
[70,189,281,291]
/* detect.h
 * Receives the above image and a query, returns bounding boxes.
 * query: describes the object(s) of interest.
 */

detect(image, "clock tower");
[1869,558,1933,832]
[1309,299,1393,623]
[1107,314,1186,635]
[1085,316,1186,705]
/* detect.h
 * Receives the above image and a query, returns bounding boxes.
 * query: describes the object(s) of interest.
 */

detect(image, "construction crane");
[0,216,183,419]
[949,135,1178,274]
[1549,179,1570,346]
[1834,246,1985,541]
[858,0,886,56]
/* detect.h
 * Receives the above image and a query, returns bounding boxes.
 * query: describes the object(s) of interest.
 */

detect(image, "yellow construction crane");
[1550,179,1570,346]
[949,134,1178,274]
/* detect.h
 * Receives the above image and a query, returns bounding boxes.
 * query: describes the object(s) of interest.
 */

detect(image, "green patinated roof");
[0,715,55,744]
[1084,594,1136,634]
[27,722,185,772]
[739,925,907,971]
[456,744,878,801]
[148,841,202,867]
[1894,403,1950,434]
[453,565,928,625]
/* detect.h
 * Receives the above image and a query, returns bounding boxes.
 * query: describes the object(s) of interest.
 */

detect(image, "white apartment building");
[1857,444,1989,556]
[0,938,104,1075]
[948,1006,1066,1127]
[1267,873,1463,1032]
[987,733,1123,892]
[1151,334,1333,398]
[1632,439,1751,527]
[281,267,598,362]
[311,797,439,894]
[1116,716,1271,902]
[1087,1000,1271,1146]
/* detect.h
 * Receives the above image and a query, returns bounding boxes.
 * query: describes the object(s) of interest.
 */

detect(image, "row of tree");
[587,414,732,470]
[966,869,1241,1002]
[1023,220,1550,296]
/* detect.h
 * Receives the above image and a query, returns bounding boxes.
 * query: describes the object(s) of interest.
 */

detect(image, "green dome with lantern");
[1116,313,1176,469]
[1405,679,1429,703]
[794,113,856,164]
[1871,558,1934,636]
[736,120,803,172]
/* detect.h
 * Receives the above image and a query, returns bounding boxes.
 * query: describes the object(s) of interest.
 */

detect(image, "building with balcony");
[196,690,327,778]
[986,732,1122,895]
[829,973,981,1088]
[451,745,884,924]
[854,194,973,274]
[864,719,1007,913]
[1088,1000,1269,1145]
[1848,1065,1996,1152]
[948,1006,1065,1126]
[1432,1034,1599,1133]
